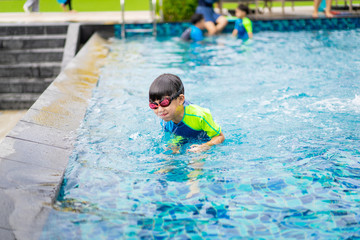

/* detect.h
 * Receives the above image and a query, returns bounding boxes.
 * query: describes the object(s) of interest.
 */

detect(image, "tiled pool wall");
[0,16,359,240]
[115,16,360,38]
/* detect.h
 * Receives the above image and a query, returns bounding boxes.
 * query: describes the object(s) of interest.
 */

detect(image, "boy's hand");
[188,144,211,153]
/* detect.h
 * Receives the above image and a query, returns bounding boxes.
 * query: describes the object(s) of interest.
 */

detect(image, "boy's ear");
[179,94,185,104]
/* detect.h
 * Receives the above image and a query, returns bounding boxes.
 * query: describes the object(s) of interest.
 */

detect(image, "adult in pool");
[195,0,228,36]
[149,73,225,153]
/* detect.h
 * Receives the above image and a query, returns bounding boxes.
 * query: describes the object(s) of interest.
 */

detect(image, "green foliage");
[163,0,198,22]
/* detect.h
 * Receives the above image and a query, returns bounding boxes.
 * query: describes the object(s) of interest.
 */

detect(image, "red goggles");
[149,86,183,110]
[149,97,173,110]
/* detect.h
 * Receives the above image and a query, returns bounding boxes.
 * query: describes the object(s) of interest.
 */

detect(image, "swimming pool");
[42,29,360,239]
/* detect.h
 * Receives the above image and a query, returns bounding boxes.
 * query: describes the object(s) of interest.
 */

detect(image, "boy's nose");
[157,105,164,111]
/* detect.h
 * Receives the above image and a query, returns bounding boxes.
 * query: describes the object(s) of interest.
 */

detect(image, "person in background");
[181,14,206,42]
[196,0,228,36]
[23,0,39,13]
[232,4,253,41]
[313,0,333,17]
[58,0,75,12]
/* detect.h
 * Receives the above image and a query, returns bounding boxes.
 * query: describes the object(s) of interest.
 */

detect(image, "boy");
[181,14,206,42]
[232,4,253,41]
[149,74,225,153]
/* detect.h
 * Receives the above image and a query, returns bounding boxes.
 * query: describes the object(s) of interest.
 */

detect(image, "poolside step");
[0,48,63,64]
[0,24,69,110]
[0,78,53,93]
[0,93,40,110]
[0,23,69,36]
[0,34,66,50]
[0,63,61,78]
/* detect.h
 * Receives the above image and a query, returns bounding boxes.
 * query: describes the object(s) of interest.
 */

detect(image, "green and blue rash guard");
[161,101,221,143]
[234,17,252,40]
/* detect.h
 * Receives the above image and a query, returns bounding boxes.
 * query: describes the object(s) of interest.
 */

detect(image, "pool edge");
[0,33,109,240]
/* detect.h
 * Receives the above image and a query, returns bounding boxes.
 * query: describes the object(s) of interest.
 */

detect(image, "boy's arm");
[206,132,225,146]
[188,132,225,153]
[232,29,238,37]
[243,18,253,38]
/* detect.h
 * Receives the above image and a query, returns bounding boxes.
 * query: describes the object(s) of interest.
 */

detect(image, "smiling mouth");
[159,113,168,117]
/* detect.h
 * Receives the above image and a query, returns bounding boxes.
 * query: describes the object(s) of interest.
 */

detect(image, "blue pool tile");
[114,17,360,38]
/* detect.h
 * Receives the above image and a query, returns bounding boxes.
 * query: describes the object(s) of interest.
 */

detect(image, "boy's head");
[149,74,185,122]
[191,13,205,30]
[235,4,249,18]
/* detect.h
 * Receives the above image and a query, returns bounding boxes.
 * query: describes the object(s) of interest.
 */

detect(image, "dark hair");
[149,73,184,101]
[237,4,249,15]
[191,13,204,25]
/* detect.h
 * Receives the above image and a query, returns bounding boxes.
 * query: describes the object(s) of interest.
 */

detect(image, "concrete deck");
[0,11,154,24]
[0,111,26,142]
[0,33,109,240]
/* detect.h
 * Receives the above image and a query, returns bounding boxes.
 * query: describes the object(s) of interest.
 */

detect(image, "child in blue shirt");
[232,4,253,41]
[181,14,206,42]
[149,73,225,153]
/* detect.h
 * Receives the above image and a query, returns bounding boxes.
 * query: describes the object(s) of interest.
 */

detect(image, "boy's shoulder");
[185,103,212,118]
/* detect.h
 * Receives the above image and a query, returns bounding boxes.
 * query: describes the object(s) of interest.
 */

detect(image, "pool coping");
[0,33,109,240]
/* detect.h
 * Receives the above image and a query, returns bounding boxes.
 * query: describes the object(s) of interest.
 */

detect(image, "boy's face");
[151,94,185,123]
[197,19,206,30]
[235,8,246,18]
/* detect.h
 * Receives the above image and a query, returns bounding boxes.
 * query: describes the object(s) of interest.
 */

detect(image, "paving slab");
[0,227,15,240]
[6,120,72,149]
[0,157,63,192]
[0,136,72,170]
[0,188,53,240]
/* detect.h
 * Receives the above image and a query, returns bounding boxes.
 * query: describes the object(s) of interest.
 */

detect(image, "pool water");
[42,29,360,239]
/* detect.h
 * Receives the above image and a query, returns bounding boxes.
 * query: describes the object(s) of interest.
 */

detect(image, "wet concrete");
[0,33,109,240]
[0,110,26,142]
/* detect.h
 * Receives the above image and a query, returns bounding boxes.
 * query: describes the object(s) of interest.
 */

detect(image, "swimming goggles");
[149,86,183,110]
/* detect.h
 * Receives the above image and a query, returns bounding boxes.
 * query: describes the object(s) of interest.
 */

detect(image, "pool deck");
[0,6,358,24]
[0,32,109,240]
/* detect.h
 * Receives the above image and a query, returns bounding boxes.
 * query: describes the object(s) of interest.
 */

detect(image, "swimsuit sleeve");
[243,18,253,34]
[190,27,204,42]
[200,108,221,138]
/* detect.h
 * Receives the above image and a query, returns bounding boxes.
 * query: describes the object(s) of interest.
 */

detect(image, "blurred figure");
[196,0,228,36]
[313,0,333,17]
[181,13,206,42]
[58,0,75,12]
[232,4,253,41]
[23,0,39,13]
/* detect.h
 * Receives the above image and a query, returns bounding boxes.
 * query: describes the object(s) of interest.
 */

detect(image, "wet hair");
[149,73,184,102]
[237,4,249,15]
[191,13,204,25]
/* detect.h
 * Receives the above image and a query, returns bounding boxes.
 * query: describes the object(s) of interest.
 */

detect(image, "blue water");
[42,29,360,239]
